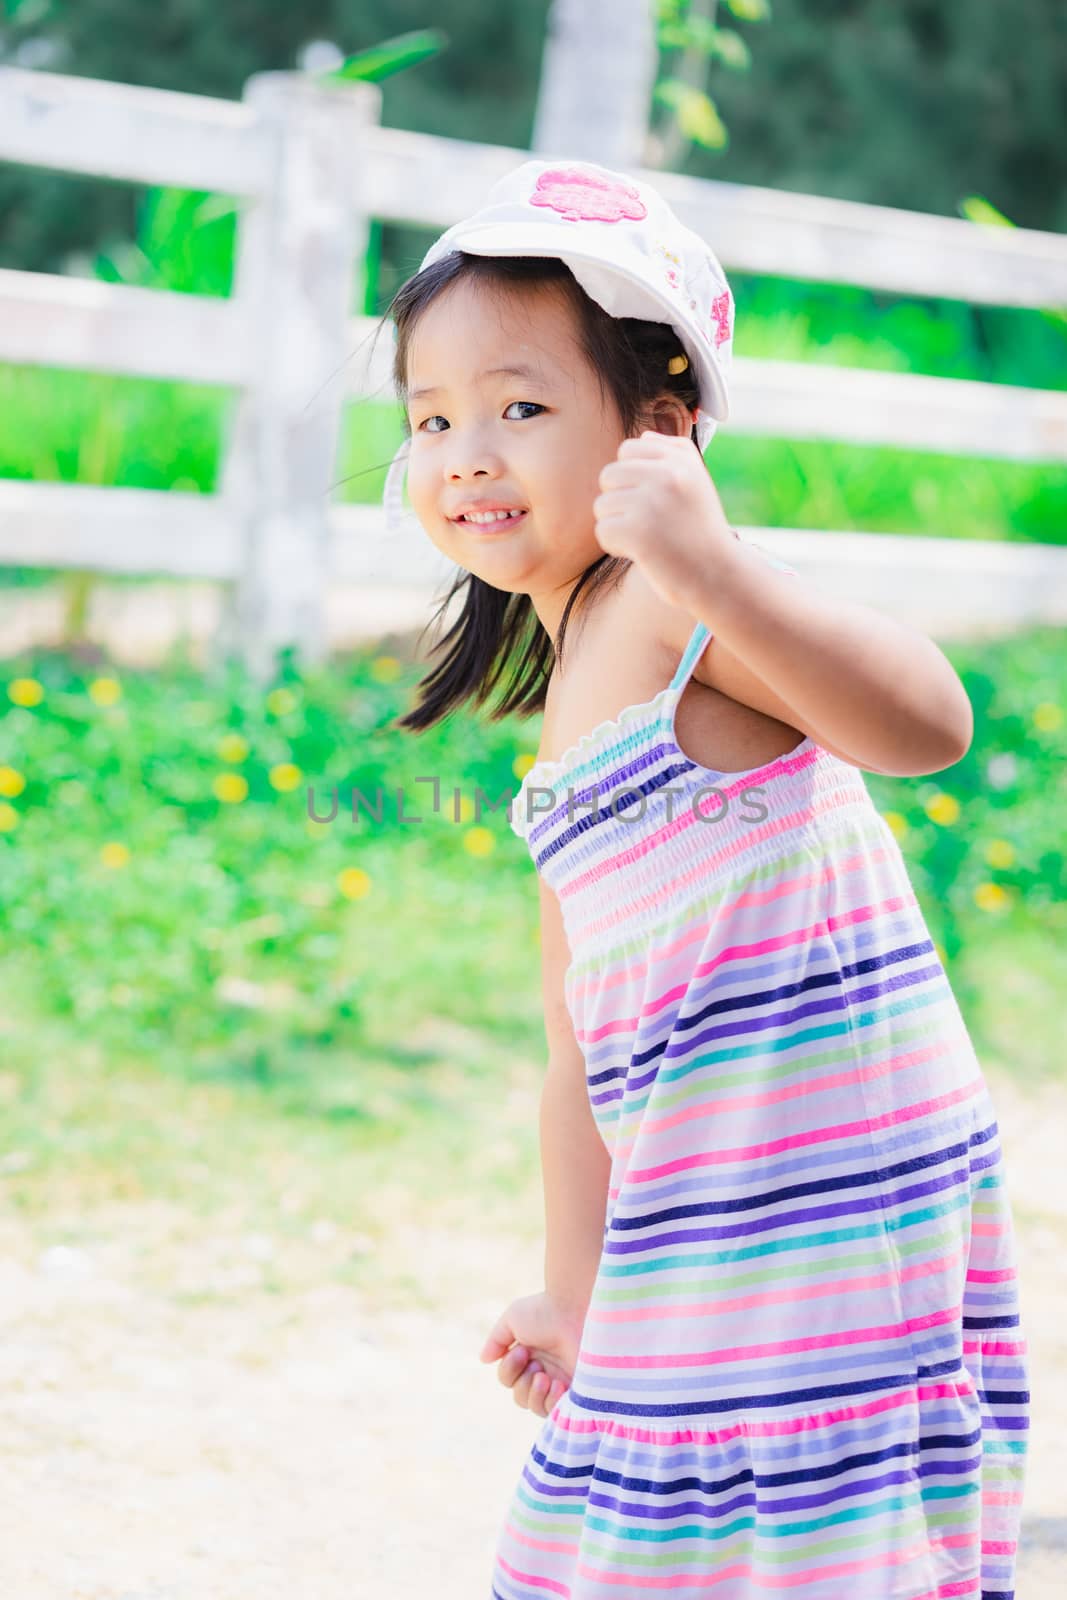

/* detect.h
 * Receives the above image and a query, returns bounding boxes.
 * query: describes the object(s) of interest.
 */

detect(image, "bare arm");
[538,875,611,1320]
[674,539,973,778]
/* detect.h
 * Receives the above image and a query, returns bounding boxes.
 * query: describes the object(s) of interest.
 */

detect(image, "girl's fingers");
[479,1314,516,1361]
[497,1344,530,1387]
[513,1361,542,1409]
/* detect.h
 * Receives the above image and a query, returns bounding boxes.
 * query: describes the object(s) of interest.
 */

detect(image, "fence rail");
[1,62,1065,677]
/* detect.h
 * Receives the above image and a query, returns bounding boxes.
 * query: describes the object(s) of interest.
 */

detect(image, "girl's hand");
[592,430,741,611]
[478,1291,585,1419]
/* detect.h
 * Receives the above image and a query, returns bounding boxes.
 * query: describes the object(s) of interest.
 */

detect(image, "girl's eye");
[417,401,544,434]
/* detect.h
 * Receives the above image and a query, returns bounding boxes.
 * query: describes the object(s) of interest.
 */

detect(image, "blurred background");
[0,2,1064,1595]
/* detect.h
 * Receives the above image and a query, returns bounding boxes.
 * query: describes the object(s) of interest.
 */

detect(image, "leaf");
[959,194,1014,229]
[658,18,750,69]
[314,29,447,85]
[658,17,718,53]
[723,0,772,20]
[676,86,729,150]
[711,27,751,70]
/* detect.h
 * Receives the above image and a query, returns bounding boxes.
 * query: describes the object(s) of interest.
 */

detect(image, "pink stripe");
[561,794,873,952]
[619,1037,956,1147]
[558,740,825,901]
[560,784,863,932]
[587,1251,966,1333]
[577,1534,942,1590]
[575,888,918,1042]
[963,1337,1027,1356]
[614,1076,983,1187]
[553,1377,973,1447]
[586,1298,963,1366]
[496,1549,572,1595]
[566,845,898,1008]
[607,1030,959,1171]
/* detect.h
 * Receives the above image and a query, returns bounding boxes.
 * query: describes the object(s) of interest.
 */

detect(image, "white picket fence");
[1,63,1066,679]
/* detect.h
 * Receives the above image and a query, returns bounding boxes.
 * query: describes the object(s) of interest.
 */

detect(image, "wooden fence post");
[214,71,381,685]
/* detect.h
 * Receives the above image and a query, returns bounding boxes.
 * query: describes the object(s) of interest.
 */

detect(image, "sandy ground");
[0,1061,1063,1599]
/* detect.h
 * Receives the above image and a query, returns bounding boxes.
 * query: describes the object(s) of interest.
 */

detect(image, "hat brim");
[425,221,730,423]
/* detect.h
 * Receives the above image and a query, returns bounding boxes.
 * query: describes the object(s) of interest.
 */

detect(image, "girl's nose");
[446,437,504,482]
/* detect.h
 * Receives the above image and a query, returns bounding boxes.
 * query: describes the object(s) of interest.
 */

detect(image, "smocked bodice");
[508,618,882,968]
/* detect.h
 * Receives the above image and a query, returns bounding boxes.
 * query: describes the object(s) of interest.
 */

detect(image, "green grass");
[0,628,1060,1284]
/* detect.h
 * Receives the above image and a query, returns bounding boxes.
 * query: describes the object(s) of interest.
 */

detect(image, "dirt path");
[0,1062,1062,1599]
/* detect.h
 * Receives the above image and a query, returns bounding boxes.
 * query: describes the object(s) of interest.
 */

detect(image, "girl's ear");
[638,394,693,438]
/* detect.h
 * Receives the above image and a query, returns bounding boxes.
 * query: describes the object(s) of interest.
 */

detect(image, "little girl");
[380,160,1030,1600]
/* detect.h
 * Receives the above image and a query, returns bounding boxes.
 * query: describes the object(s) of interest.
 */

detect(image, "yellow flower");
[88,677,122,706]
[1032,700,1062,732]
[0,802,18,832]
[269,763,302,792]
[983,838,1015,870]
[0,766,25,798]
[370,655,401,683]
[974,881,1011,913]
[925,792,960,826]
[217,733,249,764]
[8,677,43,707]
[463,825,495,858]
[881,810,908,840]
[213,772,249,803]
[933,941,948,968]
[100,841,130,869]
[266,687,297,717]
[338,866,371,900]
[305,819,331,840]
[513,753,538,780]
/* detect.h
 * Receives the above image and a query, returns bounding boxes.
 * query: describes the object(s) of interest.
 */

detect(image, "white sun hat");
[383,157,735,532]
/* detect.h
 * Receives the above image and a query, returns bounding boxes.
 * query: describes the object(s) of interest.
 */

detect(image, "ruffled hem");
[491,1371,997,1600]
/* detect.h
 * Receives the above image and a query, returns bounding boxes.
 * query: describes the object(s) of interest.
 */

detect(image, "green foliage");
[722,0,773,19]
[704,0,1067,232]
[0,648,541,1087]
[653,81,729,151]
[92,187,237,299]
[315,28,447,85]
[0,627,1062,1097]
[653,0,770,160]
[0,1,553,276]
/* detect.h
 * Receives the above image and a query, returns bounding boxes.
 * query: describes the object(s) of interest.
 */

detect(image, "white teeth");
[462,509,523,525]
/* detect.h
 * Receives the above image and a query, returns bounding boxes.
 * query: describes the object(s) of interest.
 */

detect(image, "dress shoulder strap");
[669,620,713,694]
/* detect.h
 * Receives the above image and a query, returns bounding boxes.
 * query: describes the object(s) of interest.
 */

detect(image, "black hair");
[380,252,703,733]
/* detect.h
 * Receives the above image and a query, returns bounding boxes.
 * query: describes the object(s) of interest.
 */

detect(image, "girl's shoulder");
[537,564,678,769]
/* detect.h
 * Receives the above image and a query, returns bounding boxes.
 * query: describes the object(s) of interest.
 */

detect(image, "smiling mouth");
[454,509,528,531]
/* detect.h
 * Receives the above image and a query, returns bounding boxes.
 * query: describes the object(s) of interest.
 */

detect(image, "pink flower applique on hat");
[711,289,733,347]
[529,167,647,224]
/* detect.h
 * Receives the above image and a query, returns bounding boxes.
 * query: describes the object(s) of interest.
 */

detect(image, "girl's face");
[403,275,629,634]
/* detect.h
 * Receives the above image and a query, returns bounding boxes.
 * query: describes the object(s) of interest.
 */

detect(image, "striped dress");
[495,561,1030,1600]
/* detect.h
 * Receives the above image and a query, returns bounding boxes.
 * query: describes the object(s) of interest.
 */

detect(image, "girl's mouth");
[456,509,527,533]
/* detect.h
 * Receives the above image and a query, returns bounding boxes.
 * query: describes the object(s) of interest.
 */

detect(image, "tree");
[531,0,658,170]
